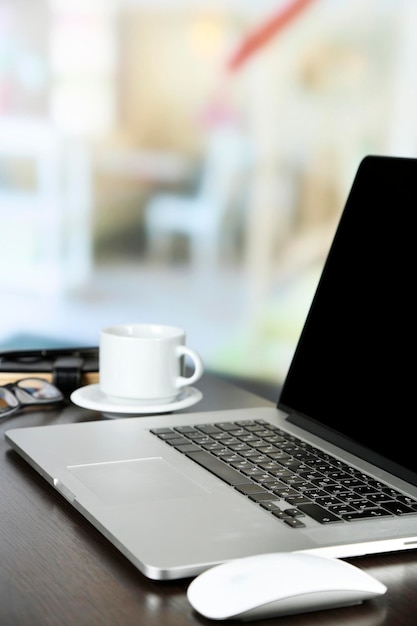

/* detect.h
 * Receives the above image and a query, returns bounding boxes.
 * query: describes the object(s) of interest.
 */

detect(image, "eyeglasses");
[0,377,64,419]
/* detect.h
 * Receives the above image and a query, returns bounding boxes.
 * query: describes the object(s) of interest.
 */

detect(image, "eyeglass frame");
[0,377,65,419]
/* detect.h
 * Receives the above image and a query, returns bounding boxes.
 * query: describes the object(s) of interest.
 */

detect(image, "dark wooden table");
[2,373,417,626]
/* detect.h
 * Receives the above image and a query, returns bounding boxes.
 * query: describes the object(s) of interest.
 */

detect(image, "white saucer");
[70,384,203,418]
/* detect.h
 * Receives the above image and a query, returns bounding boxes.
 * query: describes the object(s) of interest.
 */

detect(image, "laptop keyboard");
[150,418,417,529]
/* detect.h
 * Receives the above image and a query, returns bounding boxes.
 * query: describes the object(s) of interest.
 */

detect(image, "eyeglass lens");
[0,387,19,414]
[15,378,63,401]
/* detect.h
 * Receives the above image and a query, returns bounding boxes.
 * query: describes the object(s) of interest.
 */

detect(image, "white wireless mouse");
[187,552,387,621]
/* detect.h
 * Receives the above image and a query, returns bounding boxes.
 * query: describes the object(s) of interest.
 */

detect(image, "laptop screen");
[278,155,416,484]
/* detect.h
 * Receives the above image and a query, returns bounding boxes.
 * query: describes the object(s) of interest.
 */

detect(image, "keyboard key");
[367,493,396,504]
[260,502,282,512]
[397,495,417,506]
[150,427,174,435]
[283,517,306,528]
[316,496,342,508]
[173,443,201,453]
[185,450,251,486]
[285,496,312,506]
[196,425,223,434]
[382,501,417,516]
[353,485,378,495]
[296,503,342,524]
[174,426,197,434]
[283,508,305,518]
[342,509,392,521]
[271,487,299,498]
[328,504,356,515]
[235,484,269,495]
[165,437,190,446]
[248,493,276,502]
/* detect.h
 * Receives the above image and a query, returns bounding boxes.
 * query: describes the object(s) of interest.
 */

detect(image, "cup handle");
[175,346,204,388]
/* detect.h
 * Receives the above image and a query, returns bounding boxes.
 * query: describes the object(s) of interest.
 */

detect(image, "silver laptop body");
[6,155,417,580]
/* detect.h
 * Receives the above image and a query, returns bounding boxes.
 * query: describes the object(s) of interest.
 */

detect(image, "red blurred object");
[227,0,317,72]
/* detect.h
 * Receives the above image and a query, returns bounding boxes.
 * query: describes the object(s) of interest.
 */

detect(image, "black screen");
[278,155,416,482]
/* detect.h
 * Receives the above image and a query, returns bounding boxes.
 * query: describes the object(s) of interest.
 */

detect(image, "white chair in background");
[144,124,249,266]
[0,115,92,294]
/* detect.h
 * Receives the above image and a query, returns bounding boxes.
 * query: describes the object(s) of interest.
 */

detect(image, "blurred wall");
[1,0,417,384]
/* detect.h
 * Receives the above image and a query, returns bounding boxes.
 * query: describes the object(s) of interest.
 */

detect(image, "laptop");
[6,155,417,580]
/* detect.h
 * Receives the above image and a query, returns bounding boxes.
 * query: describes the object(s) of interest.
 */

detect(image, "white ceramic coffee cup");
[99,323,204,404]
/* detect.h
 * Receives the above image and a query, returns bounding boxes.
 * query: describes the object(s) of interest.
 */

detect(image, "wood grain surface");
[1,374,417,626]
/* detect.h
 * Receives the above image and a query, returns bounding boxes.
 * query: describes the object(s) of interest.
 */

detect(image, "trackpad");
[68,458,207,505]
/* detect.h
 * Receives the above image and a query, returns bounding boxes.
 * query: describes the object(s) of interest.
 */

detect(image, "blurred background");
[1,0,417,392]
